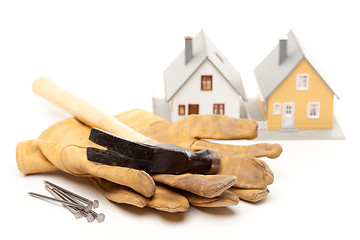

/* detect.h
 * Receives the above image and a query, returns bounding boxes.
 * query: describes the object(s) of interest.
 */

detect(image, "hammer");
[32,78,220,174]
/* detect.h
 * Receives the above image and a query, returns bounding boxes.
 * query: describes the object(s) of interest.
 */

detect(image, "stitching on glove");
[206,178,238,198]
[247,157,273,181]
[146,203,188,213]
[188,139,197,151]
[59,144,90,177]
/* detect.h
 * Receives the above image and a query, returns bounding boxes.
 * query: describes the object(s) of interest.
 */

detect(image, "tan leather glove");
[116,109,282,202]
[16,118,155,199]
[17,117,239,212]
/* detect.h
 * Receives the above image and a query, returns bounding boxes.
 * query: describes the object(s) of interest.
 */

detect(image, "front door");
[282,103,295,128]
[188,104,199,115]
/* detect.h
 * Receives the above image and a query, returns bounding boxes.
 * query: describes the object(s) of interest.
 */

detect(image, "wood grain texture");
[32,78,151,142]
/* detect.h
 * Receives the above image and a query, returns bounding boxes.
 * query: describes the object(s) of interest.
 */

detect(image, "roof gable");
[254,30,338,100]
[164,30,247,101]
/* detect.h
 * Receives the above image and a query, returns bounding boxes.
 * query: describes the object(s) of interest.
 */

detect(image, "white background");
[1,0,359,239]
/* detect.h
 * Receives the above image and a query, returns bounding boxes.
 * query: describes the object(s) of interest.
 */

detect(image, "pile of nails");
[28,180,105,223]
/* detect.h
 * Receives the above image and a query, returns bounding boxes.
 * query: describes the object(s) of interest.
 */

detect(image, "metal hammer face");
[86,128,220,174]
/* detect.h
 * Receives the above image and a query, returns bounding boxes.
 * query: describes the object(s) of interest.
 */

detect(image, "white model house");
[161,30,247,121]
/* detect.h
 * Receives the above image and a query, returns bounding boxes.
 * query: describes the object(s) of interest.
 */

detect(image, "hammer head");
[87,128,220,174]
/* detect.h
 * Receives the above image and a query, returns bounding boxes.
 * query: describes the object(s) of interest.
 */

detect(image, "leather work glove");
[16,116,240,212]
[116,109,282,202]
[16,118,155,198]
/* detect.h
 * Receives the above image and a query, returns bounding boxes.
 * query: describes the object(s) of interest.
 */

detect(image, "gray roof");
[164,30,247,101]
[254,30,338,100]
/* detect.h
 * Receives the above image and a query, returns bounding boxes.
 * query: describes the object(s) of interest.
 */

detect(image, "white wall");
[170,59,240,121]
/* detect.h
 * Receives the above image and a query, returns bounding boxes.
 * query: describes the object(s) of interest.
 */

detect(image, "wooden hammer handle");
[32,77,151,143]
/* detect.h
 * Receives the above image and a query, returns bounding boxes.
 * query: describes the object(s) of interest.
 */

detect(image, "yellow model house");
[254,31,339,130]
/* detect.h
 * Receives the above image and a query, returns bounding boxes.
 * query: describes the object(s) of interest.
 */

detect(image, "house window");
[188,104,199,114]
[213,104,225,115]
[178,105,185,116]
[273,103,281,115]
[201,75,212,91]
[297,73,309,90]
[308,102,320,119]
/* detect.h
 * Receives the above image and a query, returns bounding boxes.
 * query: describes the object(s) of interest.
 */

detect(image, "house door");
[188,104,199,115]
[282,103,295,128]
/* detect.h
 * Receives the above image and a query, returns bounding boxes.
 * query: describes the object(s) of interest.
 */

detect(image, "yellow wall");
[266,58,334,130]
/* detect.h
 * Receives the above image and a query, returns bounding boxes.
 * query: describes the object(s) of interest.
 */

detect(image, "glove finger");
[183,190,239,208]
[152,173,237,198]
[146,184,189,213]
[175,114,258,140]
[91,179,190,213]
[191,141,275,189]
[219,155,274,189]
[229,187,269,203]
[233,156,274,188]
[90,178,147,208]
[16,140,58,175]
[192,140,282,159]
[250,143,282,159]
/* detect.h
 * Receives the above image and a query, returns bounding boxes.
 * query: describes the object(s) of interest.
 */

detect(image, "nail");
[45,186,82,219]
[44,180,99,209]
[28,192,89,212]
[80,210,95,222]
[91,211,105,223]
[52,188,93,222]
[51,188,92,212]
[52,188,104,222]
